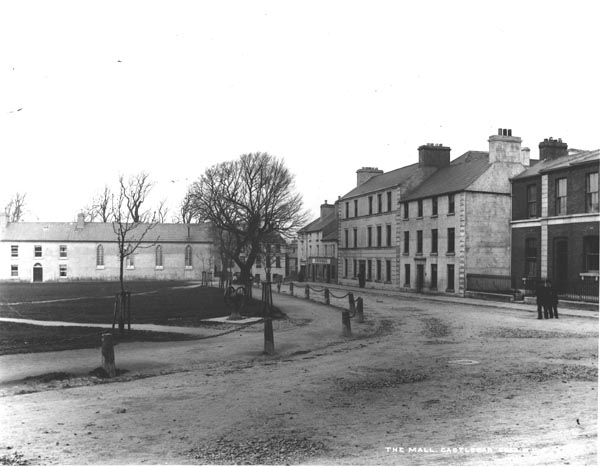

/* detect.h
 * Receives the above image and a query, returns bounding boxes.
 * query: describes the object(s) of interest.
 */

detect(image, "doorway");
[33,263,43,282]
[416,264,425,293]
[554,238,568,291]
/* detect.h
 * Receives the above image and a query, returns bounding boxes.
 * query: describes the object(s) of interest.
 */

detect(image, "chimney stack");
[418,144,451,168]
[76,212,85,230]
[539,137,568,161]
[320,201,335,219]
[488,128,524,164]
[356,167,383,186]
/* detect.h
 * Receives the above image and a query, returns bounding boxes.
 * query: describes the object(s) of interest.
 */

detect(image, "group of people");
[535,280,559,319]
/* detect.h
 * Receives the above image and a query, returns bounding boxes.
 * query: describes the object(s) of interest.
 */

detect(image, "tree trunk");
[118,258,125,334]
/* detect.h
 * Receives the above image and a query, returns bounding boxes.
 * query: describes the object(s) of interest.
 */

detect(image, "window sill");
[127,266,135,270]
[431,214,438,218]
[155,266,164,270]
[185,266,193,270]
[96,265,105,270]
[430,252,438,256]
[447,212,455,216]
[446,288,455,293]
[446,252,455,256]
[402,252,409,256]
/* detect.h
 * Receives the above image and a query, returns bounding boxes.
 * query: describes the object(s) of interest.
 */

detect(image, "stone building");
[297,202,338,282]
[510,138,599,292]
[1,213,216,282]
[338,129,532,295]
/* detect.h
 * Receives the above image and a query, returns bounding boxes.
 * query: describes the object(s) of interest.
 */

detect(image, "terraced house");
[338,129,532,296]
[510,138,599,299]
[1,213,216,282]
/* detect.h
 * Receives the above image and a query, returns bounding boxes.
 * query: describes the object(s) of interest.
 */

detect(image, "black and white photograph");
[0,0,598,465]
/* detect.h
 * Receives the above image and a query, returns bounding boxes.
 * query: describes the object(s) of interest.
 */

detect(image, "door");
[33,263,43,282]
[554,238,568,292]
[416,264,424,293]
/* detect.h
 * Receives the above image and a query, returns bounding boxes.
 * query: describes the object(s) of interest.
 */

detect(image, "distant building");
[510,138,599,292]
[338,129,532,295]
[297,201,338,282]
[1,213,216,282]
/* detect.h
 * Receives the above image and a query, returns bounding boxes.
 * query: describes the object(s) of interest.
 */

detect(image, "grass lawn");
[0,321,200,356]
[0,281,265,324]
[0,281,271,355]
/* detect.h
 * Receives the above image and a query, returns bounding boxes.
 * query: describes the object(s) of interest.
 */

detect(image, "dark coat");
[535,284,547,306]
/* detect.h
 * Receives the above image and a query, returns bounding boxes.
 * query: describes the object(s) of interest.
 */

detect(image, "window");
[256,255,262,268]
[584,236,599,272]
[354,199,358,217]
[432,196,438,216]
[368,196,373,215]
[586,172,599,213]
[555,178,567,215]
[447,264,455,291]
[404,264,411,287]
[353,228,358,248]
[353,259,357,278]
[448,194,455,214]
[59,245,67,258]
[385,260,391,282]
[126,245,135,269]
[155,245,163,267]
[386,225,392,247]
[417,230,423,254]
[527,184,537,218]
[447,228,455,254]
[344,258,348,277]
[367,227,372,247]
[96,244,104,267]
[367,260,372,280]
[431,264,438,289]
[403,231,409,254]
[403,202,409,219]
[431,229,438,254]
[376,260,382,281]
[275,256,281,268]
[11,265,18,277]
[11,245,18,257]
[417,200,423,218]
[525,238,537,276]
[387,192,392,212]
[34,245,42,257]
[376,225,382,247]
[185,245,193,267]
[59,264,67,278]
[345,202,349,218]
[344,229,349,248]
[377,193,382,213]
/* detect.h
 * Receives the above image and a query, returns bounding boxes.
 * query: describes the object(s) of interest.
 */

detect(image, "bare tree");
[152,198,169,223]
[189,152,307,289]
[111,176,159,334]
[4,192,26,222]
[82,185,113,222]
[176,191,197,224]
[120,172,154,222]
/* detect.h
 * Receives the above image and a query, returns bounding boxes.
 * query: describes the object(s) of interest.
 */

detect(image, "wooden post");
[264,316,275,355]
[356,297,364,323]
[348,292,355,314]
[101,333,116,378]
[290,282,294,296]
[126,292,131,332]
[305,285,310,300]
[342,310,352,337]
[324,288,330,305]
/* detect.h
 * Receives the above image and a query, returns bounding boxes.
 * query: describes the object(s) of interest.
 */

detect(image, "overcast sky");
[1,0,598,223]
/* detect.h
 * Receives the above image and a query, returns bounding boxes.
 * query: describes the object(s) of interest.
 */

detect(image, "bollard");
[324,288,330,305]
[305,285,310,300]
[101,333,116,378]
[277,281,281,293]
[342,310,352,337]
[290,282,294,296]
[348,292,355,314]
[264,317,275,355]
[356,297,364,323]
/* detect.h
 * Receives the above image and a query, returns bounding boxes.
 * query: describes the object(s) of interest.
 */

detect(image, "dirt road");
[0,292,597,465]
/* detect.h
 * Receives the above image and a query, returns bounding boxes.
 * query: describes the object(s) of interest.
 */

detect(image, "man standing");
[547,280,559,319]
[535,280,546,319]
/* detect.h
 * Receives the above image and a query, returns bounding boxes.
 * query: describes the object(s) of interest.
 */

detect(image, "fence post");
[101,333,116,378]
[305,285,310,300]
[277,280,281,293]
[342,310,352,337]
[264,317,275,355]
[290,282,294,296]
[324,288,330,305]
[356,297,364,323]
[348,292,355,314]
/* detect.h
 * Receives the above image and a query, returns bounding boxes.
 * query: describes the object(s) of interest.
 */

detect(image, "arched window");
[96,244,104,267]
[185,245,192,267]
[126,244,135,268]
[155,245,163,267]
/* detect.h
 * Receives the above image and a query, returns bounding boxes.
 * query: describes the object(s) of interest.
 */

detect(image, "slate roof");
[340,163,422,199]
[298,211,336,234]
[321,217,338,242]
[512,149,599,180]
[402,151,490,201]
[1,221,214,243]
